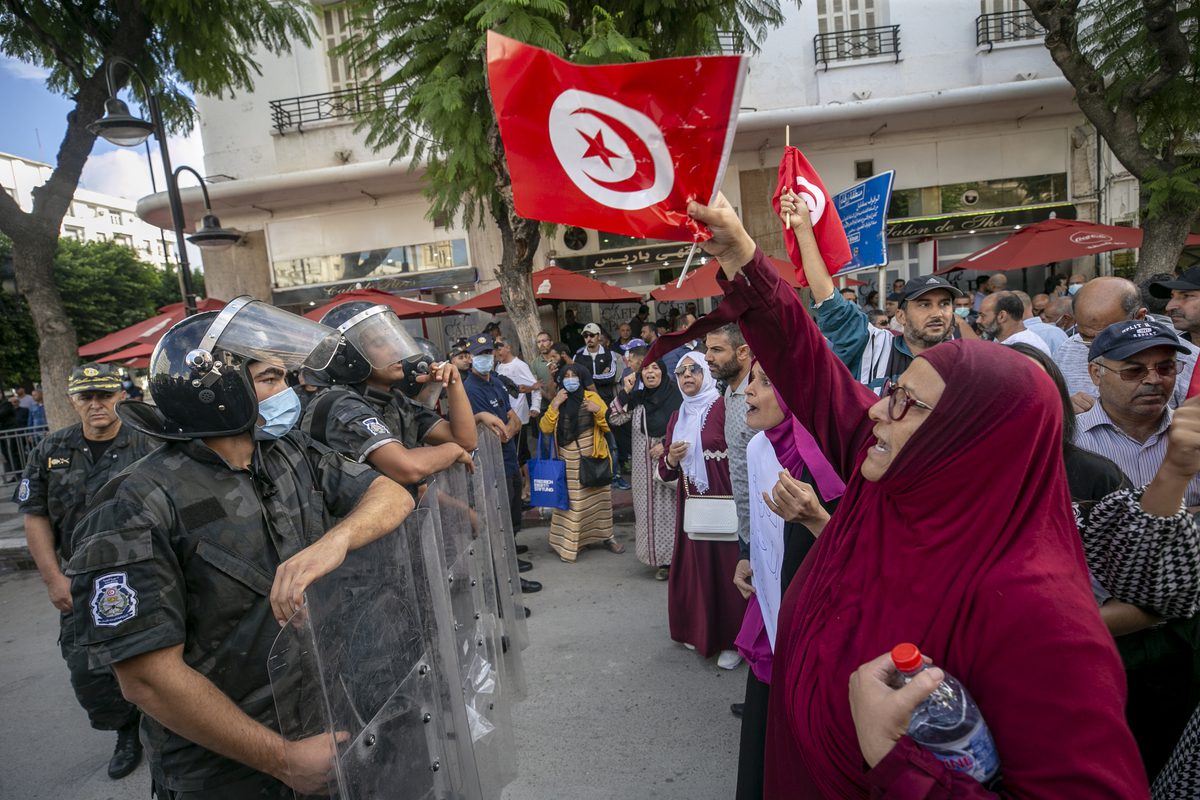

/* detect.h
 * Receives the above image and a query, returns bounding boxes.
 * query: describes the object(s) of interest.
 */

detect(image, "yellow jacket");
[539,390,610,459]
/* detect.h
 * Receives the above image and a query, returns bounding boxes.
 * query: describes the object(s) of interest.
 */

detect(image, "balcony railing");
[268,84,402,134]
[976,10,1042,52]
[814,25,901,70]
[716,29,745,55]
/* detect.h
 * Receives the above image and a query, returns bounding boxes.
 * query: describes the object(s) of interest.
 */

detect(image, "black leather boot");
[108,716,143,779]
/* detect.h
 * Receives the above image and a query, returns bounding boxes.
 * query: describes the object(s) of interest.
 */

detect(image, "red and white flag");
[487,31,746,242]
[772,146,853,286]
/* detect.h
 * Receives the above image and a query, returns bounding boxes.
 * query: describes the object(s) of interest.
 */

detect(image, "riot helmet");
[121,311,258,439]
[204,296,340,371]
[316,301,374,384]
[397,337,444,408]
[331,303,420,371]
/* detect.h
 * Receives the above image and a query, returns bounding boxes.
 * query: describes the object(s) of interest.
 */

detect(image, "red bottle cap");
[891,642,923,673]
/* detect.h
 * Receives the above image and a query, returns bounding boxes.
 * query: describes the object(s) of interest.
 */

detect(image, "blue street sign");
[833,170,895,272]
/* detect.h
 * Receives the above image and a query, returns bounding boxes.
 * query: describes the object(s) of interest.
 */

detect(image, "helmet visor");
[339,306,422,369]
[202,297,340,370]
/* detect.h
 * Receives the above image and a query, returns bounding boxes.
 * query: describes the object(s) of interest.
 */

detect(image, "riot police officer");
[15,362,158,779]
[66,300,414,799]
[301,302,477,488]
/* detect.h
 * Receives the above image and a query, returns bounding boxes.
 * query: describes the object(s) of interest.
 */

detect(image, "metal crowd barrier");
[0,425,48,486]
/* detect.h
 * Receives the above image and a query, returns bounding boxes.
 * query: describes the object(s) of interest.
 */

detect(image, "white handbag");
[682,479,739,542]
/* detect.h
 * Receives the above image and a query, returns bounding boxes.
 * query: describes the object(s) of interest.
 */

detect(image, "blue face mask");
[255,388,301,440]
[1067,283,1082,295]
[953,307,971,319]
[472,354,494,373]
[562,377,581,393]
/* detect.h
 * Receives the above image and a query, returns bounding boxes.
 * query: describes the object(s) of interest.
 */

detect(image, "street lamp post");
[88,58,240,316]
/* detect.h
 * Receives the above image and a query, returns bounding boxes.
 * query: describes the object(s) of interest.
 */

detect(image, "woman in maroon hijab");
[687,194,1148,798]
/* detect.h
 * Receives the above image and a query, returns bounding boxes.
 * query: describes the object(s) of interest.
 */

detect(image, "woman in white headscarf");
[657,351,748,668]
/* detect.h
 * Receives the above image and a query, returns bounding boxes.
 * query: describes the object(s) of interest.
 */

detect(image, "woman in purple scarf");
[735,360,845,800]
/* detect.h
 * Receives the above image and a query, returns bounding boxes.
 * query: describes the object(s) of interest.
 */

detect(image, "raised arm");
[689,195,878,480]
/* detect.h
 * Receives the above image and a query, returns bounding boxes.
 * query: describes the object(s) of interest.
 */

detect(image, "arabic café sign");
[555,242,696,273]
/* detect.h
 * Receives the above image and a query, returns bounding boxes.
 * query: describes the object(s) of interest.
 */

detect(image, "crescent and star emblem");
[793,176,827,226]
[548,90,674,211]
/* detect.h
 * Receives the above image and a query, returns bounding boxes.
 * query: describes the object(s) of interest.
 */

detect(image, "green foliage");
[1074,0,1200,219]
[0,0,314,133]
[0,236,172,385]
[152,263,206,310]
[345,0,790,230]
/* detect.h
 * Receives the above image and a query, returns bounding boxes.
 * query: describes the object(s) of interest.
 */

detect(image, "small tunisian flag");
[487,31,746,242]
[771,146,853,286]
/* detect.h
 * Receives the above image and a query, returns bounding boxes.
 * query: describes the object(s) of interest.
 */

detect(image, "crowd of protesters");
[640,188,1200,799]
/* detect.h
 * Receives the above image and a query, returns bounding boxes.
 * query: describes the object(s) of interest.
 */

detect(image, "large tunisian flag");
[487,31,746,242]
[772,146,853,286]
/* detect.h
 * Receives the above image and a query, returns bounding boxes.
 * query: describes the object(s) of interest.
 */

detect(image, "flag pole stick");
[675,242,699,289]
[784,125,792,229]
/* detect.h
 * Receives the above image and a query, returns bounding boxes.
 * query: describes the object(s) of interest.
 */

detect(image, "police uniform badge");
[91,572,138,627]
[16,479,30,503]
[361,417,390,437]
[83,367,99,377]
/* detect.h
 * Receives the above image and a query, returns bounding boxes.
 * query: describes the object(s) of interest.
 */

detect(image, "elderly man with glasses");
[1075,319,1200,510]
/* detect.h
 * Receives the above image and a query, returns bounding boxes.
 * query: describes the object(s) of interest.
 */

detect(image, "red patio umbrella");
[937,219,1200,274]
[79,297,228,358]
[451,266,643,313]
[302,288,458,321]
[96,343,154,363]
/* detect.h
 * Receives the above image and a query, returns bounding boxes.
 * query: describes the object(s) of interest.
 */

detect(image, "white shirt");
[999,327,1052,355]
[496,357,541,423]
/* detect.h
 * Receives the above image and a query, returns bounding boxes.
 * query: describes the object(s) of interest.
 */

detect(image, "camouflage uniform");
[300,384,444,464]
[66,431,380,796]
[14,423,157,730]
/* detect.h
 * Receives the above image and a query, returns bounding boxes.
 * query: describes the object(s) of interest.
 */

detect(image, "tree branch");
[0,187,31,238]
[1025,0,1162,179]
[1,0,87,84]
[1129,0,1190,104]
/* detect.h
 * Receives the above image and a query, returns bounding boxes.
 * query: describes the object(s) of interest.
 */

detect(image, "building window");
[110,210,122,225]
[817,0,881,35]
[97,232,108,242]
[271,237,470,290]
[855,159,875,180]
[321,2,370,92]
[888,173,1068,219]
[114,233,133,248]
[976,0,1041,50]
[64,226,85,242]
[814,0,900,67]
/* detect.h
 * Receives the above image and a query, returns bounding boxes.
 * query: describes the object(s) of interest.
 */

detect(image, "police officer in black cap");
[301,302,477,489]
[66,299,414,799]
[15,362,158,779]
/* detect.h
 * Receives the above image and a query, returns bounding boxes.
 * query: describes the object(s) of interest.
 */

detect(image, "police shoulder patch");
[16,479,30,503]
[91,572,138,627]
[361,417,390,437]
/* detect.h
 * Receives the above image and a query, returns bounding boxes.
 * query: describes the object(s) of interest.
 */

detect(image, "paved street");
[0,522,745,799]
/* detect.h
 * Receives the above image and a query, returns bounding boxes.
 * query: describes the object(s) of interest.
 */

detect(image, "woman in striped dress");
[538,363,620,562]
[621,359,682,579]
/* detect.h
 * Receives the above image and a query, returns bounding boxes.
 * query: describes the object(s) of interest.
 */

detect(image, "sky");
[0,55,206,204]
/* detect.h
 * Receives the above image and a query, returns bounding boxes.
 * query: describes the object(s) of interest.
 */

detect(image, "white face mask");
[1068,283,1083,295]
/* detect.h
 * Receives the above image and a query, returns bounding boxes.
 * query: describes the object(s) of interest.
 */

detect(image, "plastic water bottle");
[890,643,1001,785]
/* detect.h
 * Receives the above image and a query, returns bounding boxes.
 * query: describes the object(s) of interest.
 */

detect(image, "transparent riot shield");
[474,426,529,650]
[466,458,528,702]
[426,465,518,796]
[268,505,483,800]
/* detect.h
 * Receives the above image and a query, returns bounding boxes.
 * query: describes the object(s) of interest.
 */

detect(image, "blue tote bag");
[529,432,569,510]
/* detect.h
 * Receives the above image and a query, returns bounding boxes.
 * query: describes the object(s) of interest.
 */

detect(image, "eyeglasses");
[584,333,599,339]
[1096,360,1179,382]
[882,379,935,421]
[675,364,705,377]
